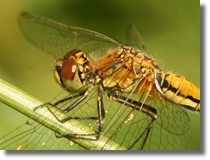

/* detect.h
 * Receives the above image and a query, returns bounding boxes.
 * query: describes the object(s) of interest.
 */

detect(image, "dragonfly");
[0,12,200,150]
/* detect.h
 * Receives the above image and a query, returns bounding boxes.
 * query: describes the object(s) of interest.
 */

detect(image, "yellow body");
[159,72,200,111]
[94,46,200,112]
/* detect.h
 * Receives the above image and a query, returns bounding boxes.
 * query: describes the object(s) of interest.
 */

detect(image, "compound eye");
[61,58,77,80]
[54,60,63,85]
[63,49,81,61]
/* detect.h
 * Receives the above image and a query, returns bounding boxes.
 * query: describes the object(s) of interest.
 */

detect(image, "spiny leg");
[57,94,105,138]
[34,88,105,138]
[107,93,157,150]
[53,91,86,106]
[33,90,84,115]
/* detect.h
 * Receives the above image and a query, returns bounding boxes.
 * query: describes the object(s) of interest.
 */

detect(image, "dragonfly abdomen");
[157,72,200,111]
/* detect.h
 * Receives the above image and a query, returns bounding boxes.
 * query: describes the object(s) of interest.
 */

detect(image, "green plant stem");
[0,78,125,150]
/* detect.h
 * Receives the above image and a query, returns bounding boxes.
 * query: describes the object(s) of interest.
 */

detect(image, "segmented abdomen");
[158,73,200,111]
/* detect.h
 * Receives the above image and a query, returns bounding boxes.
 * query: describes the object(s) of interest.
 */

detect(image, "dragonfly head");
[54,49,90,93]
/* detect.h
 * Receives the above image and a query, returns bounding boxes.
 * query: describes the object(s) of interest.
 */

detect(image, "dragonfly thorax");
[95,46,160,94]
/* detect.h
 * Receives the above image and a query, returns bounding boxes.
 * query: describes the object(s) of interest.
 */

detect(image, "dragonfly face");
[54,49,91,93]
[0,12,200,150]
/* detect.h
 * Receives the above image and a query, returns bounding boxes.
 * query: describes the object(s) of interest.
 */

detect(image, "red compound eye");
[61,58,77,80]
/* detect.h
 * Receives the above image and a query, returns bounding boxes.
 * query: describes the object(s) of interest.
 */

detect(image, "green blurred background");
[0,0,200,150]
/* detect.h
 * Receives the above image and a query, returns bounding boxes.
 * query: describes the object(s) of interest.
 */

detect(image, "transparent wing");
[0,117,85,150]
[94,89,192,150]
[126,24,151,56]
[143,94,192,150]
[19,12,121,59]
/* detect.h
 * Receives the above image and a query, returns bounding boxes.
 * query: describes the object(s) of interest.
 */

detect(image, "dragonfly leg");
[56,93,104,138]
[33,82,105,138]
[107,93,157,150]
[33,90,85,111]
